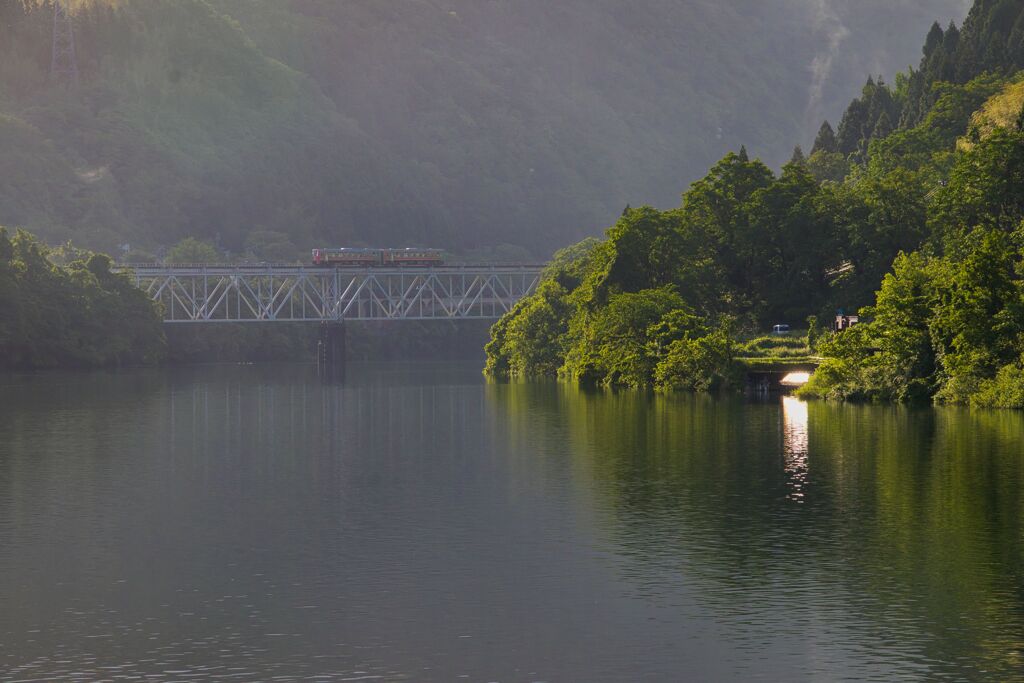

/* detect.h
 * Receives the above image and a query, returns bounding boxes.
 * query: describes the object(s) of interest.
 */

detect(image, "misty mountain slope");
[0,0,399,253]
[220,0,972,237]
[0,0,968,256]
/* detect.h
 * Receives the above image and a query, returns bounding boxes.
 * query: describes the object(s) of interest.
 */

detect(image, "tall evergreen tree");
[811,121,839,154]
[943,21,962,80]
[924,21,944,58]
[789,145,806,166]
[837,97,868,155]
[871,111,894,140]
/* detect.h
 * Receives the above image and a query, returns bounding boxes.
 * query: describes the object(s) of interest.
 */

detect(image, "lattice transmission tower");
[50,0,79,85]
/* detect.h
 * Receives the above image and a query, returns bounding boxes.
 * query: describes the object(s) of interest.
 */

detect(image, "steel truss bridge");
[125,264,543,323]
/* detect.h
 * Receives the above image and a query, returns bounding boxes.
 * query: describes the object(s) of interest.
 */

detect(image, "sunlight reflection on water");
[782,396,810,502]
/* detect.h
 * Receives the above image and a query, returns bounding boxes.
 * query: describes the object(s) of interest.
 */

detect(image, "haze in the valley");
[0,0,970,258]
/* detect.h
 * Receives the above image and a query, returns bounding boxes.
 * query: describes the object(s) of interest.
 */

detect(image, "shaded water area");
[1,363,1023,681]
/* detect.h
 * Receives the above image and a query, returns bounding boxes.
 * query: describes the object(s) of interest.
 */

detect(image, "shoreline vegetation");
[487,0,1024,409]
[0,228,166,369]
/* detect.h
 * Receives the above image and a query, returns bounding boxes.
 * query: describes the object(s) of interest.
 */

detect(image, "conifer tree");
[837,98,868,155]
[738,145,749,162]
[789,145,806,166]
[945,21,960,48]
[871,111,893,141]
[924,21,944,58]
[811,121,838,154]
[943,20,961,81]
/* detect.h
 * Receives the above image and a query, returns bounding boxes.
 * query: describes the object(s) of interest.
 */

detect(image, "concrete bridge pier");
[317,321,346,379]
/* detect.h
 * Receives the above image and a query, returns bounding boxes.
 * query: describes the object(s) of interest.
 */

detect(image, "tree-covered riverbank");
[798,126,1024,406]
[487,0,1024,407]
[0,228,166,369]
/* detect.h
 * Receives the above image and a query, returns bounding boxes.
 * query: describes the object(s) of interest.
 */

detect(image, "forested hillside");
[487,0,1024,408]
[0,0,967,259]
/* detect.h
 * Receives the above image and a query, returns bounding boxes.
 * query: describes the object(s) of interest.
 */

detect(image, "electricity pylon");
[50,0,79,85]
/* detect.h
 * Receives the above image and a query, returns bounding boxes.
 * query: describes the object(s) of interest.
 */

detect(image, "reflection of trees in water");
[488,381,1024,679]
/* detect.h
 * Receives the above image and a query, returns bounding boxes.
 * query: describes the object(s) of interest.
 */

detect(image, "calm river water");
[1,363,1023,682]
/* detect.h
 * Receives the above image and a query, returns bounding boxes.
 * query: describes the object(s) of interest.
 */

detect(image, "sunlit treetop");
[22,0,124,14]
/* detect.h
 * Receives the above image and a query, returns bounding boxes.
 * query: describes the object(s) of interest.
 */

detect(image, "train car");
[312,248,381,266]
[381,248,445,267]
[312,247,445,267]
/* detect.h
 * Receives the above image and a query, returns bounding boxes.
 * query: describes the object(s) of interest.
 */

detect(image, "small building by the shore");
[834,312,859,331]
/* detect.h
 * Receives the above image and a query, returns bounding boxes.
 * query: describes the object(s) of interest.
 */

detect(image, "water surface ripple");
[0,363,1022,681]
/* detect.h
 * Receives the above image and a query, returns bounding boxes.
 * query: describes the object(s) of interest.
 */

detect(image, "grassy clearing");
[735,330,819,368]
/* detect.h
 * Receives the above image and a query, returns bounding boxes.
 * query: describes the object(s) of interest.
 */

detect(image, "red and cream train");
[311,247,445,267]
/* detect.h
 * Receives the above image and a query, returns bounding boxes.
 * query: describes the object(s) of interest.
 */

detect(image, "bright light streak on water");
[782,396,810,502]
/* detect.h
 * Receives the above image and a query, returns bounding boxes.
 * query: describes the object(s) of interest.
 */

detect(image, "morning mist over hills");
[0,0,970,258]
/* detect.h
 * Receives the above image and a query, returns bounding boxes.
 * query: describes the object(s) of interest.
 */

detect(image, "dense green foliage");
[0,0,967,257]
[0,227,165,368]
[490,0,1024,405]
[798,0,1024,406]
[485,144,937,388]
[801,127,1024,406]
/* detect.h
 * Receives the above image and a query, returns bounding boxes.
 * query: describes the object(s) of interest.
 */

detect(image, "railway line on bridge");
[122,263,544,323]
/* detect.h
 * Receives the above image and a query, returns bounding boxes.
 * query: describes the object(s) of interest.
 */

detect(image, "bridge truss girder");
[127,266,542,323]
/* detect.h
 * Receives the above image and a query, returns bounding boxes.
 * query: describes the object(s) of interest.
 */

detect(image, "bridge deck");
[122,264,543,323]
